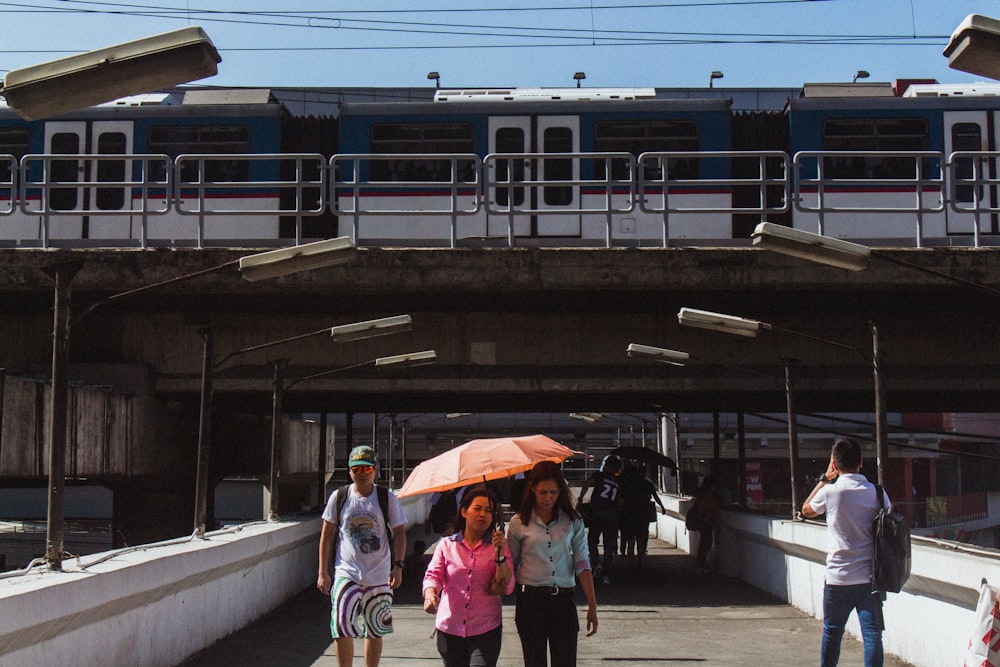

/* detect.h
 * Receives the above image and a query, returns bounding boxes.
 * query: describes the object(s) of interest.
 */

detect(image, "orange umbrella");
[397,434,581,497]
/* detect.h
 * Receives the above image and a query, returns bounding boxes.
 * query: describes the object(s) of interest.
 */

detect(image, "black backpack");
[331,484,395,562]
[871,484,911,593]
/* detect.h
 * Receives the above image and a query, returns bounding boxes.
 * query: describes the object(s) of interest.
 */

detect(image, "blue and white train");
[1,81,998,248]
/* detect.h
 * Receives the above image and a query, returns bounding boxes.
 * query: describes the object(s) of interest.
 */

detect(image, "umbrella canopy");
[398,434,580,497]
[609,446,677,471]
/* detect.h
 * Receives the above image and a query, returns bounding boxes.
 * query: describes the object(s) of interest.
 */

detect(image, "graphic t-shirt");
[322,485,406,586]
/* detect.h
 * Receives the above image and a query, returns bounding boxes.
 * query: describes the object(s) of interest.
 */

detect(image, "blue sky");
[2,1,999,90]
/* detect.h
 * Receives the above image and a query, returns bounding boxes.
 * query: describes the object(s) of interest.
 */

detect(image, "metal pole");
[194,327,214,536]
[872,323,888,486]
[45,265,75,569]
[268,359,287,521]
[317,411,328,507]
[783,358,801,518]
[737,411,747,508]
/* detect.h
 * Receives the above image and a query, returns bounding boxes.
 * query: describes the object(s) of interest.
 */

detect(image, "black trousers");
[436,626,502,667]
[514,588,579,667]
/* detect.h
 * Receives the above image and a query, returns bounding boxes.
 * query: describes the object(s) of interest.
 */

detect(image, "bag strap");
[875,483,886,510]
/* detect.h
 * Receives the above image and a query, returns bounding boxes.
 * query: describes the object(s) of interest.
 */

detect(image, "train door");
[43,121,134,240]
[486,115,581,238]
[944,111,996,236]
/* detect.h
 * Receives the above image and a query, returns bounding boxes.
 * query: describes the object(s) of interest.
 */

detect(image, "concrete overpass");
[2,245,1000,542]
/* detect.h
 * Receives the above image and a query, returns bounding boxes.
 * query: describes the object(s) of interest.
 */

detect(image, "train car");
[785,82,1000,246]
[334,88,736,247]
[0,89,292,247]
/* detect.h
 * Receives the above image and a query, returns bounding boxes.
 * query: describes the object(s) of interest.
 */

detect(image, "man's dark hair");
[832,438,862,471]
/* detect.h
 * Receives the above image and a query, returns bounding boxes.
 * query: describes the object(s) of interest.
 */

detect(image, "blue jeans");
[821,582,884,667]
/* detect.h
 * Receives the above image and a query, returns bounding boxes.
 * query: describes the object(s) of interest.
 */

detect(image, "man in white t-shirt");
[318,445,407,667]
[802,437,889,667]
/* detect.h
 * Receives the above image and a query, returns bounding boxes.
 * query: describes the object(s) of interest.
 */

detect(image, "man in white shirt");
[802,437,888,667]
[318,445,407,667]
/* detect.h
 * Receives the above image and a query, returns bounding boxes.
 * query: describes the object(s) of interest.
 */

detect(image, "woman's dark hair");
[452,484,501,534]
[517,460,580,525]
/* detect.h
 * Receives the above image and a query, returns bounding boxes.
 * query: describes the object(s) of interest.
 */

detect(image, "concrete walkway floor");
[180,539,914,666]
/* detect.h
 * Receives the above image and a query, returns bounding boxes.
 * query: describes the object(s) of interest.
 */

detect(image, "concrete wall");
[652,495,1000,667]
[0,518,320,667]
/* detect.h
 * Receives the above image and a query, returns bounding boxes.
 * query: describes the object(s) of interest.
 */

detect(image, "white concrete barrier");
[0,517,320,667]
[652,495,1000,667]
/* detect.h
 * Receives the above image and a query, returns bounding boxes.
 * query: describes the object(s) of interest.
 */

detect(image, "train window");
[495,127,525,207]
[951,123,981,203]
[543,126,573,206]
[369,122,475,182]
[594,120,699,180]
[50,132,80,211]
[95,131,126,210]
[148,125,251,182]
[821,118,929,179]
[0,128,29,189]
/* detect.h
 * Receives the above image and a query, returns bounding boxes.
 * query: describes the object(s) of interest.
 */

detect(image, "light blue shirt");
[507,509,590,588]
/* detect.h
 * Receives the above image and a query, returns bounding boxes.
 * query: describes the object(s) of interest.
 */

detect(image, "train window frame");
[950,122,982,203]
[0,127,29,190]
[594,119,700,181]
[369,122,475,183]
[821,117,930,180]
[147,124,251,183]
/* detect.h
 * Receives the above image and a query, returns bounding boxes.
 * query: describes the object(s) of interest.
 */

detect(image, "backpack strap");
[875,483,886,510]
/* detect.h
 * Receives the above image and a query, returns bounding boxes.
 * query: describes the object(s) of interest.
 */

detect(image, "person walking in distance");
[508,460,598,667]
[693,476,719,569]
[802,438,889,667]
[318,445,407,667]
[576,455,622,583]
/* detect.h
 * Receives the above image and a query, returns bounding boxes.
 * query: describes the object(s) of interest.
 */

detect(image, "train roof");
[340,94,732,117]
[432,87,657,102]
[788,87,1000,112]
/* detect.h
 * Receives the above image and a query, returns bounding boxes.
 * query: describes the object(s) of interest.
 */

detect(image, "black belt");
[518,584,575,596]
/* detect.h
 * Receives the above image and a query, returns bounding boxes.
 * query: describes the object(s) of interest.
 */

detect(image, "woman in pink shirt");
[422,485,515,667]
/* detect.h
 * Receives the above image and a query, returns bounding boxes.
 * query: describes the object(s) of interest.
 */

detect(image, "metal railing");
[2,150,999,249]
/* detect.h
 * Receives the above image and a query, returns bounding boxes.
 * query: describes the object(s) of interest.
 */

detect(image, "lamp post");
[751,221,1000,296]
[944,14,1000,81]
[676,308,888,491]
[394,410,470,488]
[627,342,780,512]
[43,237,358,569]
[14,26,224,571]
[267,350,437,519]
[196,314,415,531]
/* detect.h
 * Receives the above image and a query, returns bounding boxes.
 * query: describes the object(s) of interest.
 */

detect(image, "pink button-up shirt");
[422,532,515,638]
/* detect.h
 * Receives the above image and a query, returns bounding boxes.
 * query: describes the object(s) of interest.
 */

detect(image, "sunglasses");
[350,465,375,474]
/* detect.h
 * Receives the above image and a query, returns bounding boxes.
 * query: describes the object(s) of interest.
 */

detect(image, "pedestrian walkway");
[180,539,914,666]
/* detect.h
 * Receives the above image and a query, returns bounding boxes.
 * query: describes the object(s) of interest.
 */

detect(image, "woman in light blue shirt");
[507,461,598,667]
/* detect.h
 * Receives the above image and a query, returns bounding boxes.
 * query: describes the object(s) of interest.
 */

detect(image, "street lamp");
[944,14,1000,80]
[42,248,356,572]
[2,26,221,120]
[751,221,1000,296]
[394,408,467,487]
[268,350,437,519]
[627,342,776,511]
[13,26,224,570]
[751,222,871,271]
[197,314,414,531]
[709,71,724,88]
[677,307,888,495]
